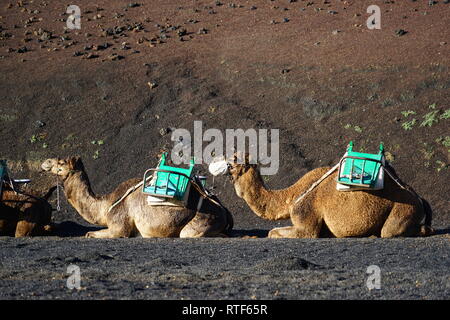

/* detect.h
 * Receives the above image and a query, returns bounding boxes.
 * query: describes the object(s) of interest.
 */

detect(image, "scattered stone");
[128,3,140,8]
[17,46,27,53]
[328,10,338,14]
[395,29,407,36]
[332,29,340,35]
[34,120,45,128]
[197,27,208,34]
[147,81,157,89]
[85,53,98,59]
[281,69,290,74]
[314,42,320,46]
[73,51,83,56]
[250,6,257,10]
[177,28,187,37]
[108,53,124,61]
[159,128,171,136]
[93,43,110,51]
[283,17,290,23]
[440,41,447,46]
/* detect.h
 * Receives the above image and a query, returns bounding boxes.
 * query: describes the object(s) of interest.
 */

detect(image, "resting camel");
[41,157,233,238]
[209,154,433,238]
[0,182,56,237]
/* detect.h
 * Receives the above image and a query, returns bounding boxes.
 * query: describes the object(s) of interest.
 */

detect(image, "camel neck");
[239,168,294,220]
[63,171,108,226]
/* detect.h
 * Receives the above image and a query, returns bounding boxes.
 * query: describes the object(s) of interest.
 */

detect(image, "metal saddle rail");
[338,155,383,187]
[143,168,193,199]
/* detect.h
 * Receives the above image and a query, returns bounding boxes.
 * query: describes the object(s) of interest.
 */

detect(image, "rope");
[56,176,61,212]
[107,174,225,213]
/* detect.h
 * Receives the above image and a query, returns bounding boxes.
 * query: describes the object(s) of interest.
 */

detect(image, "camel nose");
[209,157,228,176]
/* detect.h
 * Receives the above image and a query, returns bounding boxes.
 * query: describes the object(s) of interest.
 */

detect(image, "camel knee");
[179,227,204,238]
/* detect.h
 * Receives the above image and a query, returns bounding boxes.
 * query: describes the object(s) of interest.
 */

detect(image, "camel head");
[209,153,258,198]
[41,157,85,180]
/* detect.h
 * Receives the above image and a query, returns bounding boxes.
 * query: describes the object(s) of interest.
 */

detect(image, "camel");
[0,182,56,237]
[40,157,233,238]
[209,154,433,238]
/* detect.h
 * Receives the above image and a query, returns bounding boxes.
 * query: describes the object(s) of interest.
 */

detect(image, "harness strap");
[294,163,340,204]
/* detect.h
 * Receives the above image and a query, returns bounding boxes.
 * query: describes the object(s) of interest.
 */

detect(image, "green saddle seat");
[142,153,195,200]
[0,160,7,198]
[337,141,385,188]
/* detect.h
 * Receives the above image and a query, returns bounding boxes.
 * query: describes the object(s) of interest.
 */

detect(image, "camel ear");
[68,156,83,171]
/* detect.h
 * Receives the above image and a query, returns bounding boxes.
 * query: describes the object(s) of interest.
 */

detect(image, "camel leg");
[180,211,229,238]
[15,220,35,237]
[380,203,424,238]
[268,226,321,238]
[270,198,323,238]
[85,225,131,238]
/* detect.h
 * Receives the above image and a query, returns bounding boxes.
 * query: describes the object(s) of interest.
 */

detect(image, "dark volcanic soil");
[0,236,449,300]
[0,0,449,300]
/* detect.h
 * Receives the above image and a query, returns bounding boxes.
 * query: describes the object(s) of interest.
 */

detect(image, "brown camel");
[0,182,56,237]
[41,157,233,238]
[210,154,433,238]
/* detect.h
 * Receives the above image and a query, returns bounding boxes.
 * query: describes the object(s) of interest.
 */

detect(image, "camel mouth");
[40,160,54,172]
[209,157,229,176]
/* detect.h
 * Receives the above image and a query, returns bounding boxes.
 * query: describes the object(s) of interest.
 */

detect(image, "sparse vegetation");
[401,110,416,117]
[420,111,439,127]
[440,109,450,119]
[402,118,417,130]
[91,139,104,145]
[436,136,450,150]
[343,124,363,132]
[93,150,100,160]
[381,98,394,108]
[435,160,447,172]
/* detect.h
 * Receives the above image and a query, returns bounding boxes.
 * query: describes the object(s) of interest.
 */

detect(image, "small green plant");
[42,143,48,149]
[344,124,352,129]
[381,98,394,108]
[354,126,363,133]
[91,140,104,145]
[435,160,447,172]
[93,150,100,160]
[401,110,416,117]
[428,103,437,109]
[420,111,439,127]
[440,109,450,120]
[436,136,450,151]
[402,118,416,130]
[30,135,37,143]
